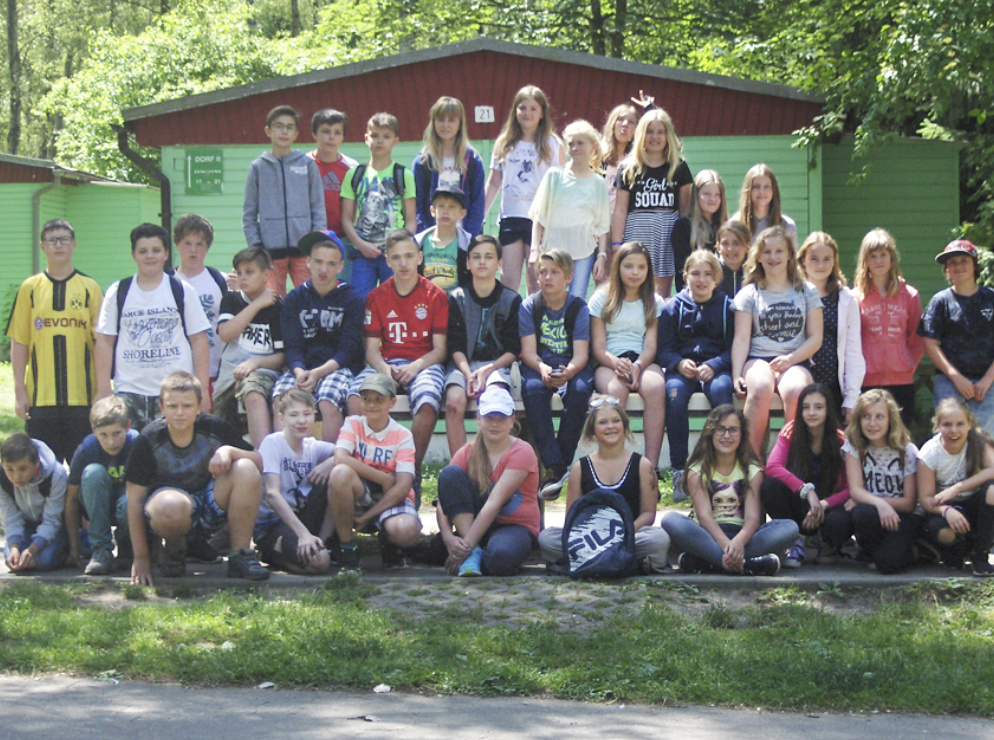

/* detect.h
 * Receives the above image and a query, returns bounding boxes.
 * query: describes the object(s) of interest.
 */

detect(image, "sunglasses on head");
[589,396,622,410]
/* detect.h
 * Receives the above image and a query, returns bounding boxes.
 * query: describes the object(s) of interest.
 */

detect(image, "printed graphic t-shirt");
[340,163,417,244]
[96,274,211,396]
[518,293,591,368]
[842,440,917,499]
[688,461,763,526]
[733,282,822,357]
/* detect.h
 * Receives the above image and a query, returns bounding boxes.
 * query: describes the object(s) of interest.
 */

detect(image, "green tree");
[40,0,285,180]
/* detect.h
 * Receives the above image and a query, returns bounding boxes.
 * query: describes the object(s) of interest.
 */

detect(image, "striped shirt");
[336,415,416,503]
[5,271,103,408]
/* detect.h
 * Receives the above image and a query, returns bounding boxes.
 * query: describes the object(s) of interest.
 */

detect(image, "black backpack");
[561,488,638,578]
[112,274,190,376]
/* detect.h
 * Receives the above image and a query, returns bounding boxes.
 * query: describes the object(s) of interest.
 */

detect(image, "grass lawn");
[2,362,994,713]
[2,578,994,714]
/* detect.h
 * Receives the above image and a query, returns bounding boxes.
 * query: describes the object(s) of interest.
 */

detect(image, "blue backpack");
[562,488,638,578]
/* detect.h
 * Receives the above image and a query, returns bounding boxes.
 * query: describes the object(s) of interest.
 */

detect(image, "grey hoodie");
[0,439,66,550]
[242,150,327,258]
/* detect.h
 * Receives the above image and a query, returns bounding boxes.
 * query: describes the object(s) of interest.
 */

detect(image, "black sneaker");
[161,540,187,578]
[379,533,408,570]
[187,536,223,564]
[539,466,570,501]
[677,551,709,574]
[339,545,362,572]
[974,556,994,577]
[227,548,270,580]
[744,554,781,577]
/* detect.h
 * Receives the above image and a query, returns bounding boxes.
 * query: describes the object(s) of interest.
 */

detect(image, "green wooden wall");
[822,138,960,301]
[164,134,815,280]
[0,181,160,353]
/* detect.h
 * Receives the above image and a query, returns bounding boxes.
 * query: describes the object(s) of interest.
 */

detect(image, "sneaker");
[783,541,805,569]
[539,467,570,501]
[160,540,187,578]
[227,548,271,581]
[379,533,409,570]
[84,548,115,576]
[458,546,484,577]
[677,551,709,574]
[671,470,688,503]
[187,536,223,564]
[744,554,781,577]
[339,545,362,572]
[208,526,232,556]
[974,556,994,577]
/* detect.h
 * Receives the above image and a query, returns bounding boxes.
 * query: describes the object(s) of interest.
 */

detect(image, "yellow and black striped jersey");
[5,270,103,408]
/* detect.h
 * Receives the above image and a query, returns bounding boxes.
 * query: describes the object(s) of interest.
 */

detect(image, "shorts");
[254,484,329,568]
[354,485,421,530]
[146,480,226,536]
[748,355,811,370]
[117,392,161,432]
[273,368,355,411]
[213,370,278,426]
[350,361,445,413]
[444,362,512,391]
[498,217,533,248]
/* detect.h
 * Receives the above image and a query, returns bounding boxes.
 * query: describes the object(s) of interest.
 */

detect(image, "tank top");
[579,452,643,518]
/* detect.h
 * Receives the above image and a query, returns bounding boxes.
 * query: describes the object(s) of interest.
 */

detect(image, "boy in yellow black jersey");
[6,219,103,462]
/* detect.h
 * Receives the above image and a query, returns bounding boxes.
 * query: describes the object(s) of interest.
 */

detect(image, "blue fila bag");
[562,488,638,578]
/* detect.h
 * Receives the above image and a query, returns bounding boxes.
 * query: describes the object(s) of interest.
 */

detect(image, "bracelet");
[597,252,608,259]
[942,505,951,519]
[612,241,623,246]
[633,360,642,369]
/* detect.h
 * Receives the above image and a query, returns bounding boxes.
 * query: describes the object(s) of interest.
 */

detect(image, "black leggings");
[851,503,920,573]
[759,477,853,549]
[925,487,994,561]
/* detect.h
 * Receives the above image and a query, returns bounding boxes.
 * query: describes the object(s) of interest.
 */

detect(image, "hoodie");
[243,150,327,258]
[0,439,67,550]
[282,279,366,375]
[656,288,734,375]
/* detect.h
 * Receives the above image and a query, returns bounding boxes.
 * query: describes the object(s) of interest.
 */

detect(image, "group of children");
[4,85,994,581]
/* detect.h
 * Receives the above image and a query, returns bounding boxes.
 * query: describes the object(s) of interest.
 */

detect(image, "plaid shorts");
[272,368,355,411]
[349,361,445,413]
[146,481,226,536]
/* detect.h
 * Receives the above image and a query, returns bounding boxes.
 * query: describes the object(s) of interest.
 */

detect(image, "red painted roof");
[0,154,107,184]
[124,39,823,147]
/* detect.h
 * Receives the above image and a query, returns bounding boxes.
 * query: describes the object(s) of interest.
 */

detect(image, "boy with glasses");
[243,105,326,295]
[6,219,103,462]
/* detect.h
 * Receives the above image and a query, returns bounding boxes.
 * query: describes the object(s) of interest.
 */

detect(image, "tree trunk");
[610,0,626,58]
[291,0,301,36]
[6,0,21,153]
[590,0,605,56]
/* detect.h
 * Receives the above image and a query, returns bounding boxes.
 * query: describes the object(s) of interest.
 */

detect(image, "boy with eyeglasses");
[243,105,326,296]
[6,219,103,462]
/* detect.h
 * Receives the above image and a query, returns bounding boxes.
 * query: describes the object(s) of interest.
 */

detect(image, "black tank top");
[579,452,643,517]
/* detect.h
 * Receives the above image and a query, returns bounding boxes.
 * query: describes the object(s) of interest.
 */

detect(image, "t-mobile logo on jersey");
[387,321,408,343]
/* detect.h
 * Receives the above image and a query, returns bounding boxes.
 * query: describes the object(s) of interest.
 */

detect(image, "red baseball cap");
[935,239,978,264]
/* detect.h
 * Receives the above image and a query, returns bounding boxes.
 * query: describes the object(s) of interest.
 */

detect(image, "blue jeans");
[437,465,536,576]
[80,464,129,552]
[520,364,594,470]
[350,253,393,300]
[568,253,596,301]
[661,511,799,570]
[665,371,734,469]
[4,524,68,572]
[934,373,994,438]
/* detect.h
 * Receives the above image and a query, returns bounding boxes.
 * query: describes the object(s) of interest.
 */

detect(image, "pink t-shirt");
[451,437,540,537]
[336,415,416,504]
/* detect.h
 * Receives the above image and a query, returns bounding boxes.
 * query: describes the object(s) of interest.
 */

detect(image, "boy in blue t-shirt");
[65,395,139,575]
[519,249,594,499]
